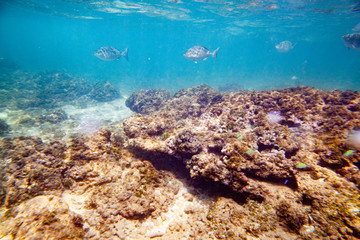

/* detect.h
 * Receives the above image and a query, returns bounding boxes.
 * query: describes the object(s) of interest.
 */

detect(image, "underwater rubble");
[0,69,130,141]
[0,84,360,239]
[0,70,121,109]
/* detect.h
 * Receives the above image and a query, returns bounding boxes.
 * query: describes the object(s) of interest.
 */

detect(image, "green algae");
[161,132,171,140]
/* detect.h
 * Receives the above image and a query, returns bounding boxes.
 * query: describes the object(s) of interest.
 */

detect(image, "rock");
[33,71,93,108]
[0,70,122,110]
[0,195,85,239]
[88,81,121,102]
[38,109,68,124]
[0,119,10,136]
[0,137,67,207]
[125,89,171,114]
[121,86,360,239]
[162,84,222,119]
[1,85,360,239]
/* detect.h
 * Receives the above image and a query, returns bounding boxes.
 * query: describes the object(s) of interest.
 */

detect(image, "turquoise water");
[0,0,359,92]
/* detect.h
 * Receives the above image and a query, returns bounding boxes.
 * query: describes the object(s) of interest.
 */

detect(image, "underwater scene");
[1,0,360,239]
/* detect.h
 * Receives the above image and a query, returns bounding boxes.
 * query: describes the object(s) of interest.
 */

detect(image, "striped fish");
[94,47,128,61]
[184,45,219,63]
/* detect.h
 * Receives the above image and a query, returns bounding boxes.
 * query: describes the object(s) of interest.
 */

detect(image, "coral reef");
[0,136,67,207]
[121,85,360,239]
[0,130,180,239]
[125,89,171,114]
[0,70,122,110]
[1,84,360,239]
[88,81,121,102]
[1,195,85,239]
[0,69,130,141]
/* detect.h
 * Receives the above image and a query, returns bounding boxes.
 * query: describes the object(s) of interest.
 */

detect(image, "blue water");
[0,0,359,93]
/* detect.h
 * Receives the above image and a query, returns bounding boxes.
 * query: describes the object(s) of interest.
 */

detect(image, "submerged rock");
[122,85,360,239]
[0,119,10,136]
[1,85,360,239]
[0,195,85,239]
[37,109,68,124]
[88,81,121,102]
[0,70,122,110]
[0,130,180,239]
[125,89,171,114]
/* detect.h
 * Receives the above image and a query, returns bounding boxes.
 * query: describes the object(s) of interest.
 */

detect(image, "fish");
[236,134,244,140]
[295,162,308,169]
[275,41,295,53]
[184,45,220,63]
[343,150,356,156]
[94,47,128,61]
[343,33,360,50]
[246,149,254,154]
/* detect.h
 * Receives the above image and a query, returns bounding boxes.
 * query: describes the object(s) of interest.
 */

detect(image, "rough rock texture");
[0,130,181,239]
[0,195,85,239]
[88,81,121,102]
[125,89,171,114]
[0,70,122,110]
[121,85,360,239]
[0,136,68,207]
[1,85,360,239]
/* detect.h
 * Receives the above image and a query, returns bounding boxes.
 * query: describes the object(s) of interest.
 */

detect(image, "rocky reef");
[0,70,121,110]
[122,85,360,239]
[0,69,131,141]
[0,130,180,239]
[125,89,171,114]
[0,84,360,239]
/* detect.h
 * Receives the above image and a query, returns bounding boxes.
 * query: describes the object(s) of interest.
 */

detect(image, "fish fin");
[122,48,128,61]
[212,47,220,59]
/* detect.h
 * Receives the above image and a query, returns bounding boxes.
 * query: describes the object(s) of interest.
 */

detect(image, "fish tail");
[212,47,220,59]
[122,48,128,61]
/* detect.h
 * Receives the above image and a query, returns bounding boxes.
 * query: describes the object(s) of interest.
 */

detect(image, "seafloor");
[0,65,360,239]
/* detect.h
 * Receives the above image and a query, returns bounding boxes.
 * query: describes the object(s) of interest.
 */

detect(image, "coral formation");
[0,130,180,239]
[0,70,122,110]
[0,69,131,141]
[1,195,85,239]
[125,89,171,114]
[1,84,360,239]
[121,85,360,239]
[88,81,121,102]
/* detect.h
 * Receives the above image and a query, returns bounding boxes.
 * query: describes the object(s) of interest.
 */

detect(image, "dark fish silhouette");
[94,47,128,61]
[343,33,360,50]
